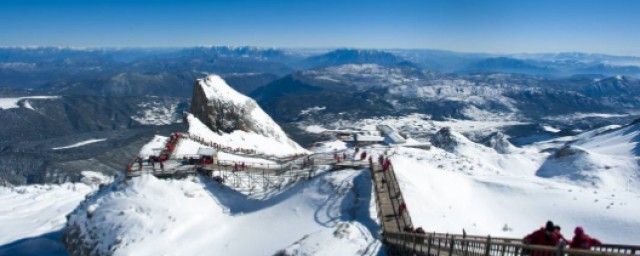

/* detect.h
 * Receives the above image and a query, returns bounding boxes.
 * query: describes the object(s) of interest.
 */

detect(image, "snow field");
[0,172,110,246]
[389,138,640,244]
[65,169,381,255]
[138,135,168,158]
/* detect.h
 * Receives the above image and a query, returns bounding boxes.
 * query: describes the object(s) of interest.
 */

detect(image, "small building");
[197,147,217,157]
[196,147,217,164]
[354,133,385,144]
[322,129,384,144]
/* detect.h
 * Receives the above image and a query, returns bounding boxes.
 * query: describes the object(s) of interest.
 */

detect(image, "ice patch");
[543,126,561,133]
[304,125,328,134]
[0,96,59,110]
[300,106,326,115]
[52,138,107,150]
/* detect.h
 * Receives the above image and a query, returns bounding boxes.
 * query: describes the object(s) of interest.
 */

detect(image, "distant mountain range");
[298,49,407,69]
[2,46,640,185]
[2,46,640,90]
[251,64,640,122]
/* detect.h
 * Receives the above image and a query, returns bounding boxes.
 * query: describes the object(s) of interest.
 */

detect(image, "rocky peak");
[430,127,459,150]
[480,131,514,154]
[188,74,295,144]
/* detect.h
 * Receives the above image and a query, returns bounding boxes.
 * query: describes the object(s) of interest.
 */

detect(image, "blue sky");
[1,0,639,55]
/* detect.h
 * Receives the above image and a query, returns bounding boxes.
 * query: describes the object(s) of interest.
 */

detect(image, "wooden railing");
[385,162,413,231]
[182,133,308,161]
[124,149,354,178]
[383,231,639,256]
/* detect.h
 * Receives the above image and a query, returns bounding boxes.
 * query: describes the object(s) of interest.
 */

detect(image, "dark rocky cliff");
[189,79,250,134]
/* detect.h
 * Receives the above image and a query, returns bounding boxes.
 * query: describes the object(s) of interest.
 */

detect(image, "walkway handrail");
[182,133,309,160]
[384,231,639,256]
[124,146,365,178]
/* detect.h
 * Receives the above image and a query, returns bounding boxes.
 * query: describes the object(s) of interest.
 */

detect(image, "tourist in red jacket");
[570,226,601,250]
[554,225,570,245]
[523,221,560,246]
[398,201,407,216]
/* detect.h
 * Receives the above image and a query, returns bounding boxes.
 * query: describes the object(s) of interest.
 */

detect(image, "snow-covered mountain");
[460,57,559,76]
[537,121,640,190]
[581,75,640,98]
[188,74,306,155]
[299,49,407,69]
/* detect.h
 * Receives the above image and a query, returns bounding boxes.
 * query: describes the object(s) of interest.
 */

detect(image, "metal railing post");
[427,234,433,256]
[436,234,442,256]
[449,236,456,256]
[485,235,492,256]
[556,244,564,256]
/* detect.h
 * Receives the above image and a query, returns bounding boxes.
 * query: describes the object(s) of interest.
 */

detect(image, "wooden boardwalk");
[371,163,403,233]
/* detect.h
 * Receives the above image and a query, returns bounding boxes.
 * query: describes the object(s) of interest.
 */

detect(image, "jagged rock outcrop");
[552,146,588,159]
[190,77,247,134]
[480,131,514,154]
[430,127,459,151]
[188,74,295,145]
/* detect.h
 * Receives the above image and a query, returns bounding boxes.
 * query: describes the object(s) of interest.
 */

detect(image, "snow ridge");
[63,170,377,255]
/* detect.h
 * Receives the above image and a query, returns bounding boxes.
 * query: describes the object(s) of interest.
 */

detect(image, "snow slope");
[0,172,110,254]
[185,113,307,157]
[60,119,640,256]
[138,135,168,158]
[63,170,380,255]
[389,124,640,244]
[537,123,640,190]
[277,222,377,256]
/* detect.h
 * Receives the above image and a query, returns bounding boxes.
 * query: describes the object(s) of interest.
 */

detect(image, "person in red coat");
[554,225,570,245]
[383,159,391,171]
[523,221,560,246]
[398,201,407,216]
[570,226,601,249]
